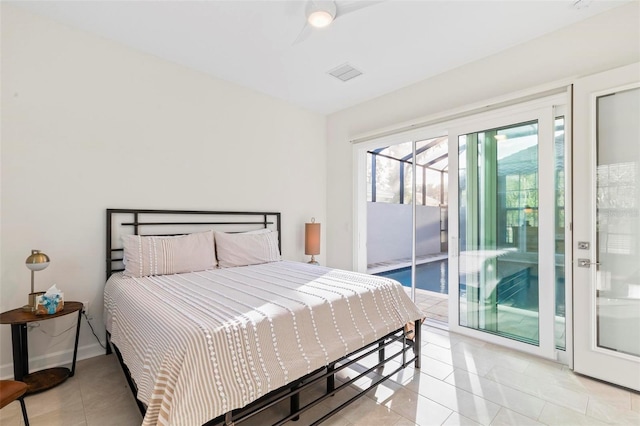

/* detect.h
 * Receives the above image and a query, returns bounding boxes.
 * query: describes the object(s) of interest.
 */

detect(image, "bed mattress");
[104,260,423,426]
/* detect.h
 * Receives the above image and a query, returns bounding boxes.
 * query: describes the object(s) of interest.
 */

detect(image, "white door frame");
[572,63,640,390]
[351,89,573,363]
[447,95,570,362]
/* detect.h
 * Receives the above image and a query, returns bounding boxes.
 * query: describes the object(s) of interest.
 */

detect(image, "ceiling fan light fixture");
[308,10,333,28]
[306,1,337,28]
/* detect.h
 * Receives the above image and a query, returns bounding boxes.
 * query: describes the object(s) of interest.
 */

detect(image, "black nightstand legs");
[10,324,28,382]
[70,310,81,377]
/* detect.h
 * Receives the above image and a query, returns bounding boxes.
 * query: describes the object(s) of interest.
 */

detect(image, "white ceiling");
[11,0,630,114]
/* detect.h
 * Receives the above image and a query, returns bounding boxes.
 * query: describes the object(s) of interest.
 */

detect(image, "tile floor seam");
[443,368,546,420]
[497,406,550,426]
[535,401,548,423]
[78,379,89,426]
[412,378,500,425]
[384,386,454,425]
[484,365,551,396]
[441,411,455,426]
[540,400,613,426]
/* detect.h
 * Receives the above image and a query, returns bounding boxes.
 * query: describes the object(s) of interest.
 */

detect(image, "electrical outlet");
[82,300,90,318]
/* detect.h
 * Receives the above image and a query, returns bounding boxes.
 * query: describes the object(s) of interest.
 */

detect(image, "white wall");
[0,5,326,376]
[367,203,441,265]
[326,2,640,270]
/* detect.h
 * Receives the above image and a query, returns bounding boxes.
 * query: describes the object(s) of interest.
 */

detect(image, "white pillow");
[123,230,216,278]
[214,230,281,268]
[240,228,272,235]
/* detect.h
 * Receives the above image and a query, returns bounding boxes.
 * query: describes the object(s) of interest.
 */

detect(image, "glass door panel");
[414,138,449,305]
[366,136,449,322]
[554,116,566,350]
[595,88,640,358]
[459,121,541,344]
[573,66,639,390]
[366,141,415,294]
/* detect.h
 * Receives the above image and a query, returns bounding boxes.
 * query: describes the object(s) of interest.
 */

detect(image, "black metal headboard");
[106,209,281,278]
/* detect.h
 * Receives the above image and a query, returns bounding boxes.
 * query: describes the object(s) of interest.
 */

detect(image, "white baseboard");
[0,341,107,380]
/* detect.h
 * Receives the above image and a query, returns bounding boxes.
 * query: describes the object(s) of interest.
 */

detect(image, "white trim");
[590,342,640,363]
[563,95,573,365]
[450,322,559,360]
[447,132,460,330]
[538,106,556,358]
[411,141,417,301]
[350,79,573,145]
[555,98,573,367]
[588,87,601,356]
[439,94,567,135]
[352,145,367,273]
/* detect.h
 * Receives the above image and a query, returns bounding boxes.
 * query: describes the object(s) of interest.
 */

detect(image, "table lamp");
[24,250,50,312]
[305,218,320,265]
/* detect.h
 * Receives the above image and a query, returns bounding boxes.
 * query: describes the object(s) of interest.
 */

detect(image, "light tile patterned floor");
[1,325,638,425]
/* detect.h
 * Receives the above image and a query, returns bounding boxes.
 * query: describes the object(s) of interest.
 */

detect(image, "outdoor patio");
[412,287,449,324]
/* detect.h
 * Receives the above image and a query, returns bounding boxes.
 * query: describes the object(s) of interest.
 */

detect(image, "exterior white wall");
[326,2,640,270]
[367,203,441,265]
[0,6,326,377]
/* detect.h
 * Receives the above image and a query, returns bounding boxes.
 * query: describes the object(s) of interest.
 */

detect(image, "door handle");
[577,258,600,268]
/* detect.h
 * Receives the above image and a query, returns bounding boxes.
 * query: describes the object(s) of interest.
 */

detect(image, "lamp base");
[27,292,45,312]
[307,255,319,265]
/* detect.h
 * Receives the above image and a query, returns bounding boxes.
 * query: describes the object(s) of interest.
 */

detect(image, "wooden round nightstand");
[0,301,83,395]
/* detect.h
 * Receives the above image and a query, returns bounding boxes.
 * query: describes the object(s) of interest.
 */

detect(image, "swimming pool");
[375,259,448,294]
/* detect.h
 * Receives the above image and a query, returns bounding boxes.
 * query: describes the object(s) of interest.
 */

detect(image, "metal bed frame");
[105,208,421,425]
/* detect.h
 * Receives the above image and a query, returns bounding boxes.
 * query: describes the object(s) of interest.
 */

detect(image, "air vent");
[328,63,363,82]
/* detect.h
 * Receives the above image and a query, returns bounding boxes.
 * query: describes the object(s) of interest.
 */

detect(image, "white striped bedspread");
[104,260,423,426]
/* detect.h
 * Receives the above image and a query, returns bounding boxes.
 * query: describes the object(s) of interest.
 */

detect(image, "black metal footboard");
[108,318,422,425]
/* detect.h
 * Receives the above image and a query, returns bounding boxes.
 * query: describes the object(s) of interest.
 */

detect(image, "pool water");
[376,259,448,294]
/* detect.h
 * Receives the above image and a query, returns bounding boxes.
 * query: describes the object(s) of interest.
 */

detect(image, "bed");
[104,209,424,426]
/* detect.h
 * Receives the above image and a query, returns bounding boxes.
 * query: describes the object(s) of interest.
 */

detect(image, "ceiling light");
[307,1,337,28]
[308,10,333,28]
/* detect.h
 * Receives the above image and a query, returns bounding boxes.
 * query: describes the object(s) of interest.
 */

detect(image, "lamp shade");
[25,250,50,271]
[305,221,321,256]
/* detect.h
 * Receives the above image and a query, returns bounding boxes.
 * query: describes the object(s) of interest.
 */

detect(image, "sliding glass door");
[354,93,570,359]
[458,120,541,343]
[448,99,569,359]
[364,137,449,304]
